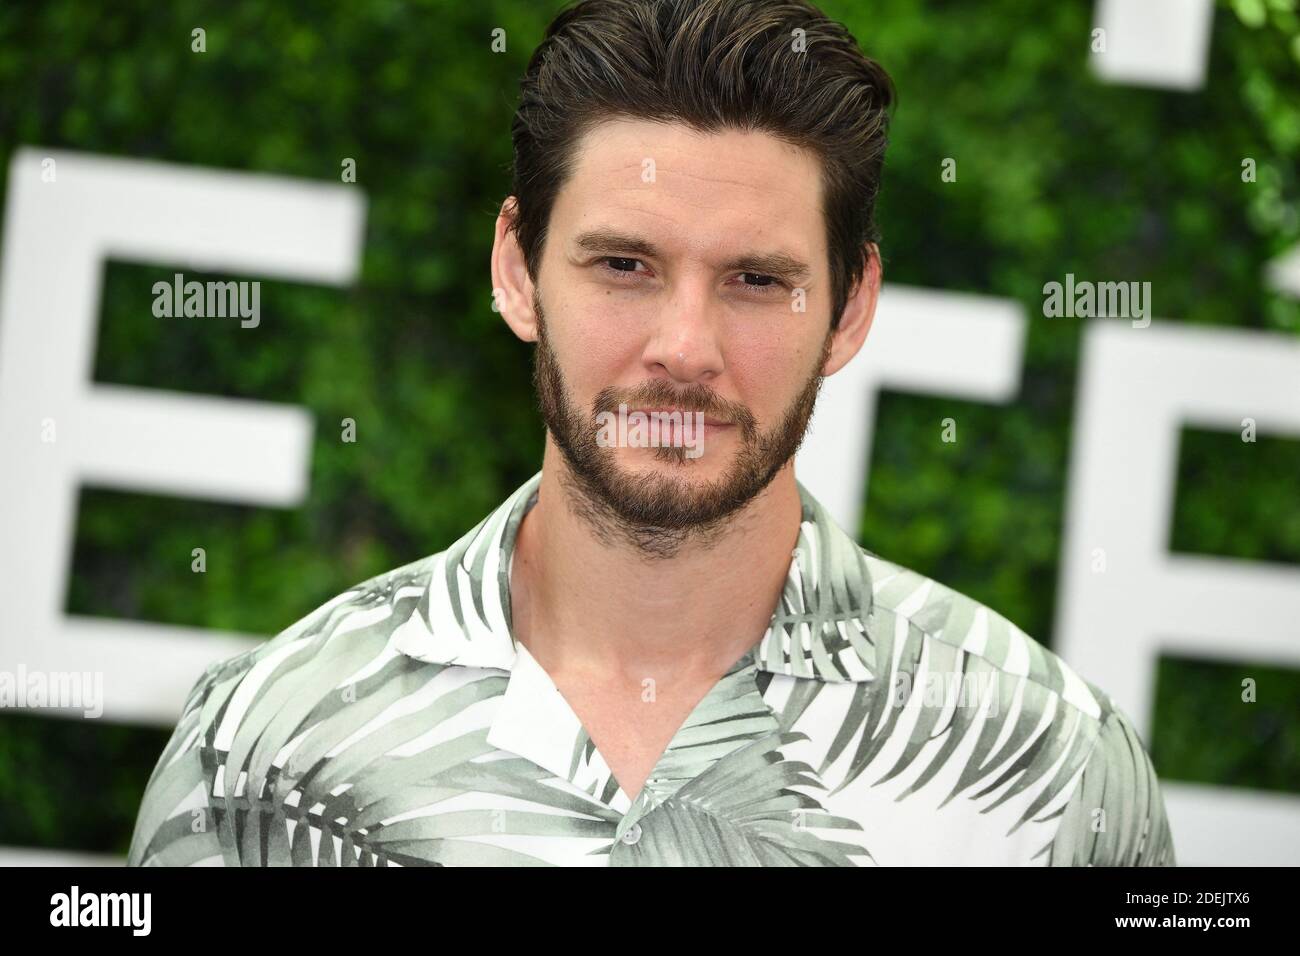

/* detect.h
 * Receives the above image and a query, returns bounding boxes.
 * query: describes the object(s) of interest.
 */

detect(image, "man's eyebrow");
[718,251,812,285]
[573,229,661,258]
[572,229,813,285]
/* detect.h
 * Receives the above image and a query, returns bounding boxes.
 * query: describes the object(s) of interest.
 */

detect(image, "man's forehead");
[569,117,820,190]
[554,118,825,259]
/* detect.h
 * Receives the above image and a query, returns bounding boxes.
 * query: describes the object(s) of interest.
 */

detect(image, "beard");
[530,287,832,557]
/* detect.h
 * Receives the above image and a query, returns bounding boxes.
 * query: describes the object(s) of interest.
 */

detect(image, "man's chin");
[573,446,772,530]
[606,443,734,478]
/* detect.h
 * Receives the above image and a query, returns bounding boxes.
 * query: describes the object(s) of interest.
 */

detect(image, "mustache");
[590,387,743,424]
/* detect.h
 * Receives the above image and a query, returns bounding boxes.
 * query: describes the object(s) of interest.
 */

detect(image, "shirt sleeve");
[126,665,228,866]
[1047,693,1177,866]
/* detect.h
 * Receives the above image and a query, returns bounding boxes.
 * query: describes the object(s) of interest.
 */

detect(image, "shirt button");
[620,823,642,846]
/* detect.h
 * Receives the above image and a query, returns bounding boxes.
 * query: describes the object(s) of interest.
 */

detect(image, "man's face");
[529,118,836,534]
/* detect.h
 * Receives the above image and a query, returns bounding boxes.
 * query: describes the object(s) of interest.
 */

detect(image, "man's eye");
[739,272,786,293]
[598,256,644,275]
[595,259,785,295]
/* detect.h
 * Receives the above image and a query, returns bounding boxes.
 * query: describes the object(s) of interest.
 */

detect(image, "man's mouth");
[626,407,732,427]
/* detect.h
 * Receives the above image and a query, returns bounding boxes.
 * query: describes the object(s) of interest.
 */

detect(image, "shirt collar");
[393,470,878,683]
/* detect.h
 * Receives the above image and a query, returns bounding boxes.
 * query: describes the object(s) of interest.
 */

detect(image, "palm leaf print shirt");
[127,470,1176,866]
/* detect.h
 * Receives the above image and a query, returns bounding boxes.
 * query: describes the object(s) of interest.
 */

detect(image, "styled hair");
[507,0,894,330]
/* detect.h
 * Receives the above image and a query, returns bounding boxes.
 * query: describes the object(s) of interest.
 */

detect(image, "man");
[128,0,1175,866]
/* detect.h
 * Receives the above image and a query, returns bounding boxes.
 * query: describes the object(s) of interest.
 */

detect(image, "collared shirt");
[127,470,1176,866]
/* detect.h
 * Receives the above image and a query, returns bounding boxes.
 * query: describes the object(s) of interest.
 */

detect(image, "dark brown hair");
[507,0,894,330]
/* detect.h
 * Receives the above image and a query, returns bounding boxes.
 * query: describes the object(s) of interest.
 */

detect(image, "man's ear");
[491,196,540,343]
[821,243,881,377]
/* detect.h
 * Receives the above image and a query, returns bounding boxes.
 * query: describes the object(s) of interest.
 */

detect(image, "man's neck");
[509,440,803,689]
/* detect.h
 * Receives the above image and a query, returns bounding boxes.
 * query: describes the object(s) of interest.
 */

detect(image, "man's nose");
[642,279,725,382]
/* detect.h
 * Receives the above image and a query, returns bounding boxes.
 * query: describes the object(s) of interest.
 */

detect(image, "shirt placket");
[486,642,635,817]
